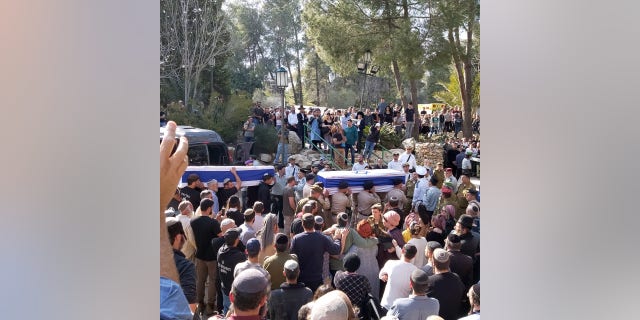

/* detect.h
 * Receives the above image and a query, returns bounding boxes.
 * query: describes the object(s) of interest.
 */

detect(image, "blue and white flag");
[179,165,275,188]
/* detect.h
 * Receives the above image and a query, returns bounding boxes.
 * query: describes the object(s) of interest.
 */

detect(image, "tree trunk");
[391,59,407,107]
[462,0,477,139]
[409,79,420,138]
[448,29,473,139]
[294,24,303,105]
[314,53,320,105]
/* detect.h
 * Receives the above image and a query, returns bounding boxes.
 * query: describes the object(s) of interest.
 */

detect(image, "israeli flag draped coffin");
[179,165,276,188]
[316,169,406,195]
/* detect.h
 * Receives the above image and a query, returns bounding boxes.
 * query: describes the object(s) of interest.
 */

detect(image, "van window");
[188,144,210,166]
[207,143,228,165]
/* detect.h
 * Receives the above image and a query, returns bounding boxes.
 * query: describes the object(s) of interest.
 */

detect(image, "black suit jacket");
[448,250,474,288]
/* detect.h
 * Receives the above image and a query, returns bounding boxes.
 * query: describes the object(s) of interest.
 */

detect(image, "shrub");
[253,124,278,154]
[378,123,402,149]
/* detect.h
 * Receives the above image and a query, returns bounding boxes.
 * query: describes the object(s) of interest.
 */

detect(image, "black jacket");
[366,127,380,143]
[257,181,273,211]
[448,250,474,289]
[268,283,313,320]
[217,244,247,295]
[459,231,480,262]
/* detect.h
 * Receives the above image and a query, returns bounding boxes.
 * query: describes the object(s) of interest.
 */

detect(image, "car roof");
[160,125,225,145]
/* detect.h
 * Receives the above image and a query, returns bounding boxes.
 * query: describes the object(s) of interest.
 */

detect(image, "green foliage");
[362,124,402,150]
[433,67,462,107]
[163,93,253,144]
[378,123,402,149]
[327,87,359,109]
[253,125,278,154]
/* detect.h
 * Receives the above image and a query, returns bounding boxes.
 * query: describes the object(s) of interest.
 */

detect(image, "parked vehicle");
[160,125,231,166]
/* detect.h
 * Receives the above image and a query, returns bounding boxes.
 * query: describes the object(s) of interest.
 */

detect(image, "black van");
[160,125,230,166]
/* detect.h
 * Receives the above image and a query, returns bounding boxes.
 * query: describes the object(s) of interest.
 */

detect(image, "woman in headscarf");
[426,213,447,247]
[345,219,380,301]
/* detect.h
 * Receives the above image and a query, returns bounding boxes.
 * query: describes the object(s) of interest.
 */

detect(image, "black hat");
[343,253,361,272]
[447,233,461,244]
[467,189,479,195]
[338,181,349,189]
[457,214,476,229]
[393,178,403,186]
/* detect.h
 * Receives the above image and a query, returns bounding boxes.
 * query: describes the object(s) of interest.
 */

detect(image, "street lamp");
[276,67,288,148]
[358,50,379,109]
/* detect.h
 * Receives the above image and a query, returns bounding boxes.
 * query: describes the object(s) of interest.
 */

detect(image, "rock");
[290,154,312,170]
[259,153,273,163]
[414,142,445,168]
[402,138,416,149]
[289,131,302,154]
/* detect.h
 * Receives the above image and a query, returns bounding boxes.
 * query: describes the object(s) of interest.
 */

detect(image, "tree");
[429,0,479,138]
[160,0,231,108]
[303,0,434,137]
[433,67,462,107]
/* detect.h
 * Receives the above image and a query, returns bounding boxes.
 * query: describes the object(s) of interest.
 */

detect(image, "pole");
[280,87,286,164]
[360,72,367,109]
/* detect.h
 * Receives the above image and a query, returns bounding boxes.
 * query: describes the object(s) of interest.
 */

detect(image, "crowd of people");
[161,118,481,320]
[241,100,479,169]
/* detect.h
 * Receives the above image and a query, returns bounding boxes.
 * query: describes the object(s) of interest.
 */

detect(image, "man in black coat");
[296,106,308,144]
[257,173,274,213]
[445,234,474,289]
[427,249,466,320]
[189,198,222,316]
[217,227,247,315]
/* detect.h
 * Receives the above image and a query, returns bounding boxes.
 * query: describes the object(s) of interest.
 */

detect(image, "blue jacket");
[173,249,197,304]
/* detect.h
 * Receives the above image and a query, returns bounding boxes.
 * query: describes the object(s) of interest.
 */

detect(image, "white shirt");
[445,175,458,193]
[178,214,197,259]
[285,164,300,178]
[393,238,427,268]
[302,183,313,199]
[379,260,418,309]
[288,112,298,126]
[462,158,472,170]
[412,177,429,205]
[387,159,404,171]
[253,214,264,231]
[398,152,416,169]
[352,162,368,171]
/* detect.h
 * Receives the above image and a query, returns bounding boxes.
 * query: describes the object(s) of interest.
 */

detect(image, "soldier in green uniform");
[296,184,331,223]
[404,170,418,213]
[436,185,460,220]
[456,174,477,215]
[433,162,445,189]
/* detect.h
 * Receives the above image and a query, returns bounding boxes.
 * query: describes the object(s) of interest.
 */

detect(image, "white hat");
[415,166,427,176]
